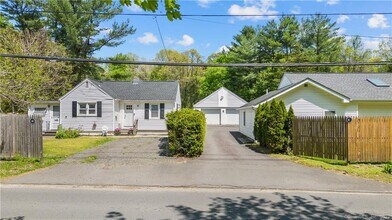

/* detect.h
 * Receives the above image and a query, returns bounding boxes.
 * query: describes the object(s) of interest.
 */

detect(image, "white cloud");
[176,35,195,47]
[363,39,380,50]
[126,4,143,12]
[316,0,340,5]
[227,0,278,21]
[100,28,112,35]
[337,15,349,24]
[197,0,217,8]
[368,14,390,29]
[137,32,158,45]
[217,45,230,53]
[337,28,346,35]
[290,5,301,14]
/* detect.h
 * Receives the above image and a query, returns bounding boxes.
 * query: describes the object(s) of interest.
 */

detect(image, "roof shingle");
[90,79,179,101]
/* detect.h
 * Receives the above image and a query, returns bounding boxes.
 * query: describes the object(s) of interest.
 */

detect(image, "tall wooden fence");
[0,114,43,159]
[293,116,392,162]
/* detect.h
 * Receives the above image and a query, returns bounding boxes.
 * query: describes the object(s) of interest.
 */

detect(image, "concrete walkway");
[3,126,392,192]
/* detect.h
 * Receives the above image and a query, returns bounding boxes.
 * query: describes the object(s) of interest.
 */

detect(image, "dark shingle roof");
[240,73,392,108]
[90,79,179,101]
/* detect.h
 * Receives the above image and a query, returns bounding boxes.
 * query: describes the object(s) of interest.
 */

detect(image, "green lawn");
[0,137,113,178]
[248,144,392,184]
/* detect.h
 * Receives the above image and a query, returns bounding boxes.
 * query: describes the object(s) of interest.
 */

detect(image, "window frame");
[150,104,160,119]
[324,110,336,117]
[78,102,97,117]
[33,107,47,116]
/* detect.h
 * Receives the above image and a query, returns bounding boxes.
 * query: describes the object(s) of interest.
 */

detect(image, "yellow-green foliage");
[0,137,113,178]
[166,109,206,157]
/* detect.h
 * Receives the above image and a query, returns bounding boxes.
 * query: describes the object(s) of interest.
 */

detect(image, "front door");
[124,104,134,127]
[51,105,60,130]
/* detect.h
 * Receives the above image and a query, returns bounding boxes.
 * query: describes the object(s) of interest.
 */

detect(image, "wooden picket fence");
[0,114,43,159]
[293,116,392,162]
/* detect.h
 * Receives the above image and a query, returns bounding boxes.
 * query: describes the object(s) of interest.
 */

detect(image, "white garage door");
[201,109,221,125]
[225,109,240,125]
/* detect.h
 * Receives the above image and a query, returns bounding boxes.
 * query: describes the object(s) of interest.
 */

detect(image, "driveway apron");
[4,126,392,192]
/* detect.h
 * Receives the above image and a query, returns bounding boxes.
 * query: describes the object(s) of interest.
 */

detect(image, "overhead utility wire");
[27,11,392,17]
[154,16,170,61]
[1,54,391,67]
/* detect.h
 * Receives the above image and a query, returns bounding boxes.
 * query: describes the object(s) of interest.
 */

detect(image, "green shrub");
[253,100,294,153]
[55,125,80,139]
[166,109,206,157]
[383,163,392,174]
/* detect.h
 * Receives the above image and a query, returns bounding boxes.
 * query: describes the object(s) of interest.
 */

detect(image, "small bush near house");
[383,163,392,174]
[166,109,206,157]
[55,125,80,139]
[114,128,121,136]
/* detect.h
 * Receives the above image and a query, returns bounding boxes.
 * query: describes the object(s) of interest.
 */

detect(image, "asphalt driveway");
[4,126,392,192]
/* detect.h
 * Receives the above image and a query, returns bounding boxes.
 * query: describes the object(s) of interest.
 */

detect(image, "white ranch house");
[194,87,247,125]
[28,78,181,133]
[239,73,392,139]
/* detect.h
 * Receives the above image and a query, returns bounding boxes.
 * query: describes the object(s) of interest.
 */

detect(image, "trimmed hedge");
[166,109,206,157]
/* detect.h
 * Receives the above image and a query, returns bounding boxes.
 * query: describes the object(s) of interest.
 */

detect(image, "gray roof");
[90,79,179,101]
[241,73,392,108]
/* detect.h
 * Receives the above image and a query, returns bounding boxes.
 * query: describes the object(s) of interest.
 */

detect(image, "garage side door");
[201,109,221,125]
[225,109,240,125]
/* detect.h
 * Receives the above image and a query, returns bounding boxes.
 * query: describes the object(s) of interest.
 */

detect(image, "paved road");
[1,185,391,219]
[3,126,392,192]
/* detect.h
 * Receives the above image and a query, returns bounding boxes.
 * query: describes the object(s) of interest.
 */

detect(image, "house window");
[243,111,246,126]
[78,102,97,116]
[151,104,159,119]
[34,108,46,116]
[325,111,336,116]
[125,104,133,110]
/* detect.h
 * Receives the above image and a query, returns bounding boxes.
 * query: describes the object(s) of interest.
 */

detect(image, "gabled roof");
[194,87,247,108]
[240,72,392,109]
[89,79,179,101]
[283,73,392,101]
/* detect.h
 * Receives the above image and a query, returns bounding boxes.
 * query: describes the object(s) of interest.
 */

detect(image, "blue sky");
[94,0,392,61]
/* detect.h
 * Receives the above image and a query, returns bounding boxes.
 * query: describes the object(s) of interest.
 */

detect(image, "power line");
[154,16,170,61]
[343,34,392,39]
[28,10,392,17]
[1,54,391,68]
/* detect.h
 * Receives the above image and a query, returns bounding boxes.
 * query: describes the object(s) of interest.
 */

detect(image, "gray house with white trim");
[29,78,181,132]
[239,73,392,139]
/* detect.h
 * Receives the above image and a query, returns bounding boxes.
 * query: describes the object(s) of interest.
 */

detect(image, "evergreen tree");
[285,105,295,149]
[103,53,138,81]
[266,99,286,152]
[0,0,45,31]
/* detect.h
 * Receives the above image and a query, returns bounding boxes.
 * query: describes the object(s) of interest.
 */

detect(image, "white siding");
[278,84,357,116]
[194,87,246,108]
[358,102,392,116]
[60,81,114,131]
[116,101,175,131]
[239,109,255,139]
[29,104,51,132]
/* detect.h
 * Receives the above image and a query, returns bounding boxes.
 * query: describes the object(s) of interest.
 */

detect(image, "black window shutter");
[144,103,149,119]
[160,103,165,119]
[72,101,77,117]
[97,101,102,117]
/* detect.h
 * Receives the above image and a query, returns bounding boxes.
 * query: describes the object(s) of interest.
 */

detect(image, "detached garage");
[194,87,247,125]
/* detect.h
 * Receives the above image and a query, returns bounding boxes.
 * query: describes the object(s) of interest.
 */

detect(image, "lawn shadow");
[168,192,389,220]
[229,131,254,145]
